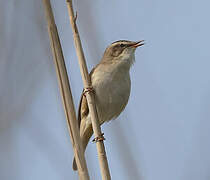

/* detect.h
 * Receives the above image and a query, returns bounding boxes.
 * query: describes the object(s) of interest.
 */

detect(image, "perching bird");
[73,40,144,171]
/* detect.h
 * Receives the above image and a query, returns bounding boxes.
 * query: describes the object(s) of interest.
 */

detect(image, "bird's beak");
[130,40,145,48]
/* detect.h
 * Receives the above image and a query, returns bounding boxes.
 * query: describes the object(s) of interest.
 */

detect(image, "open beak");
[130,40,145,48]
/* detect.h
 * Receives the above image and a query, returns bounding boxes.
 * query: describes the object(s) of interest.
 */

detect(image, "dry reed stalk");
[66,0,111,179]
[42,0,90,179]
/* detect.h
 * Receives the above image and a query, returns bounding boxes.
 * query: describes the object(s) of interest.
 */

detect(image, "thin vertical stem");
[42,0,90,179]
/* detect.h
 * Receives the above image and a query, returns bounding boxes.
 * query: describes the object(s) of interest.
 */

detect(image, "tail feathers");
[73,157,77,171]
[72,125,93,171]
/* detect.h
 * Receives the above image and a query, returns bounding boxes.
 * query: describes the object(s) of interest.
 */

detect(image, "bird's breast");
[91,66,131,123]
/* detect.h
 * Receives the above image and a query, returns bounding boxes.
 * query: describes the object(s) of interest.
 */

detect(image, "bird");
[73,40,144,171]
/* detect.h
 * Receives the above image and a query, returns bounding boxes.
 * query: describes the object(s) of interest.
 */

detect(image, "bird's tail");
[72,125,93,171]
[72,157,78,171]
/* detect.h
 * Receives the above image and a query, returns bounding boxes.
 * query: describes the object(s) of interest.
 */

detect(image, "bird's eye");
[120,44,125,47]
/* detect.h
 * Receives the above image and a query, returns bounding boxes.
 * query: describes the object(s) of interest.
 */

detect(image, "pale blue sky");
[0,0,210,180]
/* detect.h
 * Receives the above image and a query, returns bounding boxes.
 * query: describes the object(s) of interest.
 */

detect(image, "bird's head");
[102,40,144,66]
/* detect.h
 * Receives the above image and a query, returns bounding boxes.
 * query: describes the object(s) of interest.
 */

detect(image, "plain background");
[1,0,210,180]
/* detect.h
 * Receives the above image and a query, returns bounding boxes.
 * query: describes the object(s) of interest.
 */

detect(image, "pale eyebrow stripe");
[111,40,130,45]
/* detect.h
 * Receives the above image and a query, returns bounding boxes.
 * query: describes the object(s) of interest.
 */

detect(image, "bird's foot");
[92,133,105,142]
[83,86,95,97]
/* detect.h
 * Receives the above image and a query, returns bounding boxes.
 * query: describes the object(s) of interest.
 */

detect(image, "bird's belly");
[92,71,131,123]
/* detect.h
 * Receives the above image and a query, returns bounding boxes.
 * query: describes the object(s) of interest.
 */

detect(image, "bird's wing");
[77,93,88,127]
[77,66,98,127]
